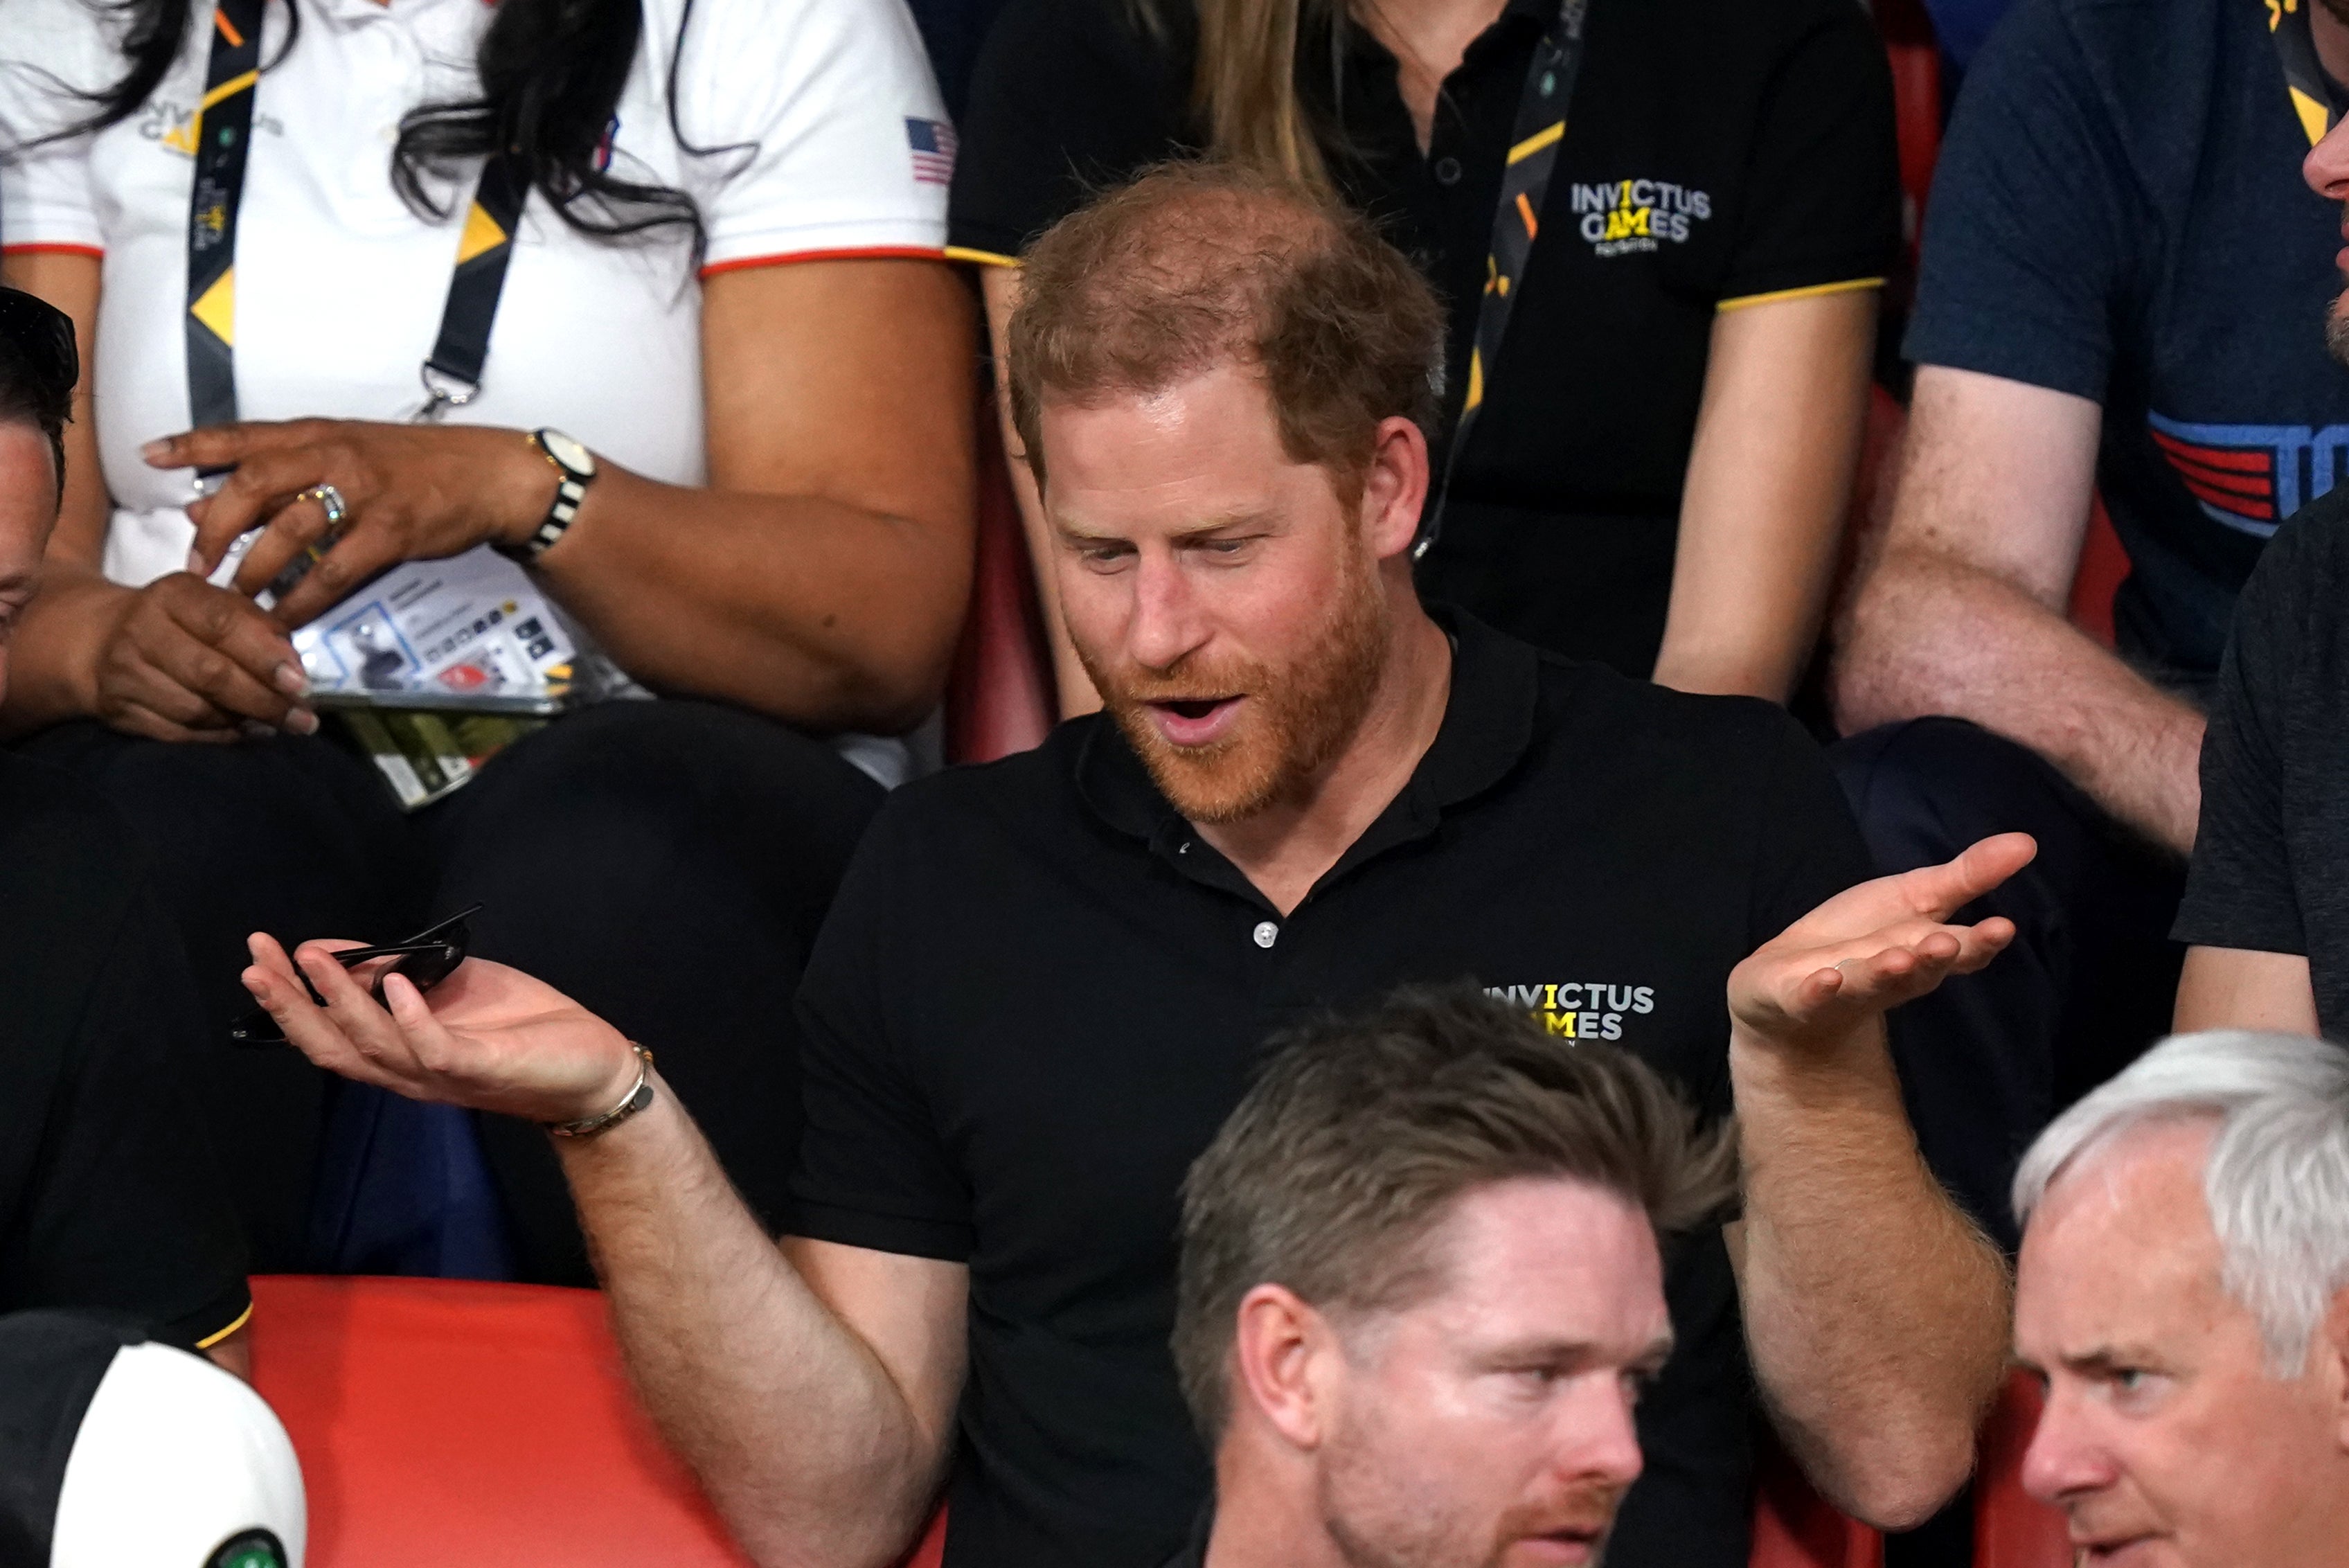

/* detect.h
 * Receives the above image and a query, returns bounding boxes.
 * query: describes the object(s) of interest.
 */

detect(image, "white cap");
[46,1339,305,1568]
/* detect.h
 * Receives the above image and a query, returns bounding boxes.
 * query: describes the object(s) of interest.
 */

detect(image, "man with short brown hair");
[1167,986,1735,1568]
[243,165,2022,1568]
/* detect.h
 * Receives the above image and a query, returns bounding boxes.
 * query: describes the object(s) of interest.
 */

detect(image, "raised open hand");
[242,931,641,1126]
[1728,832,2037,1054]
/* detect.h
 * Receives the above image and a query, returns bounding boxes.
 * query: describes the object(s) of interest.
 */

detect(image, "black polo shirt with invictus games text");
[789,613,1874,1568]
[948,0,1899,677]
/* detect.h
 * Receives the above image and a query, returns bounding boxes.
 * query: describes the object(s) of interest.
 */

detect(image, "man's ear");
[1357,415,1430,564]
[1231,1283,1348,1451]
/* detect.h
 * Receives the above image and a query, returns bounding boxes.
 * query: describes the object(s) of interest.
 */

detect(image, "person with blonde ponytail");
[949,0,1900,719]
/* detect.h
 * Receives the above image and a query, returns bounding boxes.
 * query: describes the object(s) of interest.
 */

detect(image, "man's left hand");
[1729,832,2037,1055]
[152,419,559,630]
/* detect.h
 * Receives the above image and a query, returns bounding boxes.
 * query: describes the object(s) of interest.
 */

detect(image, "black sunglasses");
[229,902,482,1047]
[0,286,79,399]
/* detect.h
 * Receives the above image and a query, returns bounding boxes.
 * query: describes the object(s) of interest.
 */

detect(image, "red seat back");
[944,389,1054,765]
[1751,1438,1884,1568]
[248,1274,753,1566]
[1973,1371,2072,1567]
[1875,0,1945,264]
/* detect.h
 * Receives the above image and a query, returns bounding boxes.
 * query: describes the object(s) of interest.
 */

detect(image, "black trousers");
[21,700,883,1285]
[1833,717,2185,1251]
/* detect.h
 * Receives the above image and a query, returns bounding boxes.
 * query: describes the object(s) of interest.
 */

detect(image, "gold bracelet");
[543,1044,656,1139]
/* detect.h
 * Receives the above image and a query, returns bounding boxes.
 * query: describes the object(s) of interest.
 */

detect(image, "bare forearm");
[555,1085,940,1568]
[2172,945,2319,1034]
[0,564,122,736]
[1834,546,2204,851]
[1731,1021,2009,1527]
[536,470,970,736]
[1654,292,1874,703]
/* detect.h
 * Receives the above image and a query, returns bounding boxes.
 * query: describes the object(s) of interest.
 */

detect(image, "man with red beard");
[237,164,2022,1568]
[1163,989,1739,1568]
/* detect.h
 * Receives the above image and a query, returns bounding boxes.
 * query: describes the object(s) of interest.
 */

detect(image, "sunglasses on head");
[229,902,482,1047]
[0,287,78,400]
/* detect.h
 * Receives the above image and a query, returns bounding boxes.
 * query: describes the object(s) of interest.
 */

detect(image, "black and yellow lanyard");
[183,0,530,465]
[1415,0,1590,560]
[2269,0,2342,148]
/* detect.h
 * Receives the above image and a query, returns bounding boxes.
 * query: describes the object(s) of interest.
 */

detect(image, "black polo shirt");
[0,754,251,1351]
[947,0,1900,678]
[789,612,1875,1568]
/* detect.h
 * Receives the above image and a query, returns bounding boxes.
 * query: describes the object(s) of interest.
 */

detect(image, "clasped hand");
[157,418,555,629]
[242,932,642,1129]
[1728,832,2038,1056]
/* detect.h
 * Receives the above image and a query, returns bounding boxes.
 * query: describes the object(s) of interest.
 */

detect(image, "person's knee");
[437,700,883,909]
[1832,717,2069,874]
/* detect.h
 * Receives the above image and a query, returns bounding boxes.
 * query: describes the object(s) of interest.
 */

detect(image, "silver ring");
[294,484,349,566]
[296,483,348,533]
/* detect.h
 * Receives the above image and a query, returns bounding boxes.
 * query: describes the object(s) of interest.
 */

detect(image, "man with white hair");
[2010,1029,2349,1567]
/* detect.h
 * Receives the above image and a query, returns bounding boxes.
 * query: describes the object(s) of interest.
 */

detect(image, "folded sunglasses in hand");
[229,902,481,1046]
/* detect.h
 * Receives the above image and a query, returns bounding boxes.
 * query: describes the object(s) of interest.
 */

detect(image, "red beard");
[1082,554,1391,823]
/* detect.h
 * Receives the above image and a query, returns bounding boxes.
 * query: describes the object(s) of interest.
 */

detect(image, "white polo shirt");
[0,0,951,592]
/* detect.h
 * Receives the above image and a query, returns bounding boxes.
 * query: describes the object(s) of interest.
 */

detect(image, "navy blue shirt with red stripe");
[1904,0,2349,697]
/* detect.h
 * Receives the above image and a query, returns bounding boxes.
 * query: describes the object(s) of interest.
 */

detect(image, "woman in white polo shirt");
[0,0,975,1283]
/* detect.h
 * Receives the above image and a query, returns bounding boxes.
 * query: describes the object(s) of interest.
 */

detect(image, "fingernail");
[142,439,172,463]
[239,719,275,742]
[186,549,207,575]
[285,707,319,736]
[273,662,305,695]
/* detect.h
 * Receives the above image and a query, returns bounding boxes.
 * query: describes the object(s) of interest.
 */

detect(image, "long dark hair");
[49,0,723,254]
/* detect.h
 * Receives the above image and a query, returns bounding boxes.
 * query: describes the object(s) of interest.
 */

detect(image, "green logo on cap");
[206,1529,286,1568]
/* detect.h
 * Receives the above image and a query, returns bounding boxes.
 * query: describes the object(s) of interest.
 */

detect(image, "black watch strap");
[500,429,596,564]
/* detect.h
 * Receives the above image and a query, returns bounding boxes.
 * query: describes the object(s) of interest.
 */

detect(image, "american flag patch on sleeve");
[906,117,958,186]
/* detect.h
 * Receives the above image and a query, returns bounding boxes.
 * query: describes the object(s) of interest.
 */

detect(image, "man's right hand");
[90,573,316,742]
[242,932,643,1126]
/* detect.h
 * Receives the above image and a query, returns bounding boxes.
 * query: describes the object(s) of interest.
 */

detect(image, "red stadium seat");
[1875,0,1945,261]
[1749,1371,2077,1568]
[900,1508,947,1568]
[1972,1371,2072,1567]
[1751,1438,1884,1568]
[2066,497,2127,649]
[248,1275,754,1567]
[944,389,1055,765]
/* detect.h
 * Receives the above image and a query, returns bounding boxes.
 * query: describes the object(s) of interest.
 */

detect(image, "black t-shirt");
[789,612,1876,1568]
[949,0,1900,679]
[0,754,251,1351]
[1904,0,2349,697]
[2174,485,2349,1033]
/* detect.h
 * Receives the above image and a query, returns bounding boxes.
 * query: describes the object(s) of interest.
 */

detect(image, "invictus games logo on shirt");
[1569,180,1712,258]
[1485,981,1656,1042]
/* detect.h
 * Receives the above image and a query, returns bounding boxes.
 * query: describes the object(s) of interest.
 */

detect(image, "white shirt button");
[1253,921,1279,949]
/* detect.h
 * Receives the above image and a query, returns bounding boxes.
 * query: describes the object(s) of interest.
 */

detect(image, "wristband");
[543,1044,656,1140]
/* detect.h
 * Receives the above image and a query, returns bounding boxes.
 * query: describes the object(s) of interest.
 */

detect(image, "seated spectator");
[0,1310,305,1565]
[0,287,251,1374]
[239,166,2020,1568]
[2171,107,2349,1037]
[0,0,976,1282]
[950,0,1899,713]
[1828,0,2349,1247]
[2010,1029,2349,1567]
[1163,988,1737,1568]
